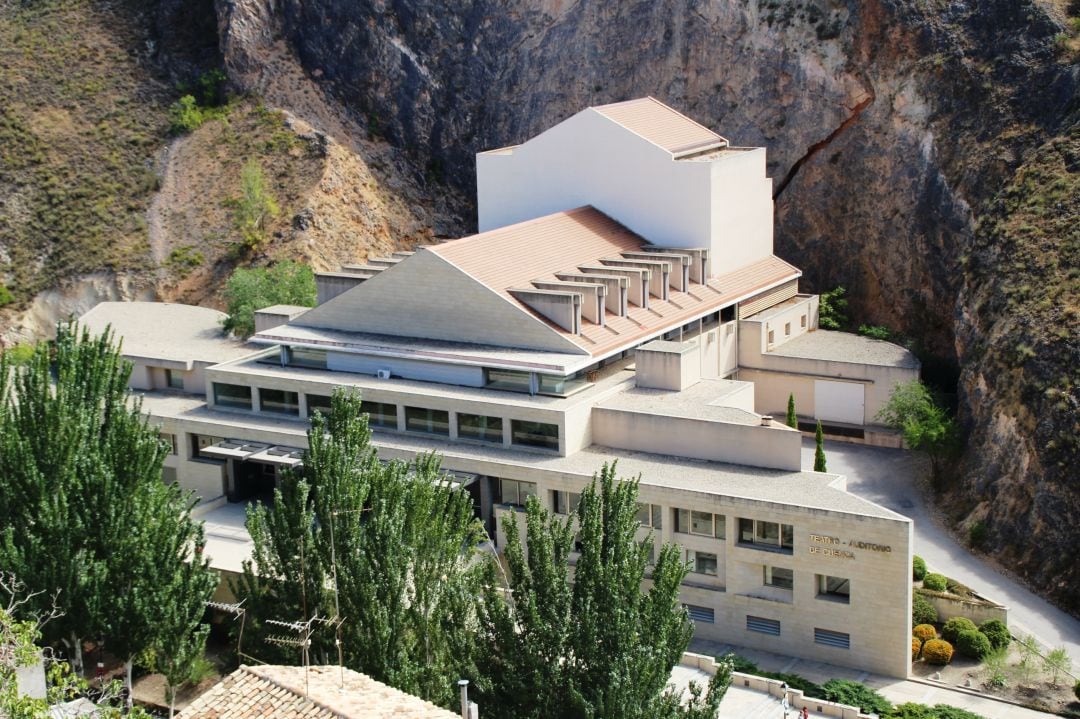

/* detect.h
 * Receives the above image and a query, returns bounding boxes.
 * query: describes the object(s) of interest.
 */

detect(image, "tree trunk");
[168,686,176,719]
[125,658,134,709]
[68,633,83,676]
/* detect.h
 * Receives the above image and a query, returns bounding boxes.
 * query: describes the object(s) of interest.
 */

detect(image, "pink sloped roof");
[427,208,800,359]
[593,97,726,154]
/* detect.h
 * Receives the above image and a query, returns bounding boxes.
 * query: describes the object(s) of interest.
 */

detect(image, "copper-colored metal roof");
[593,97,726,155]
[428,207,800,358]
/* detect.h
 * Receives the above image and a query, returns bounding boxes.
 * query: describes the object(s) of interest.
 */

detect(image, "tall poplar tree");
[0,323,216,681]
[477,464,729,719]
[236,390,490,707]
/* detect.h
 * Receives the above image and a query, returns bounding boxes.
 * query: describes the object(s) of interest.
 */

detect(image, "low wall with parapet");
[679,652,873,719]
[916,588,1009,626]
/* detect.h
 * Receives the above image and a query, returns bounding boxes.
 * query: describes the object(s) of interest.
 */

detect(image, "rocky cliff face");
[214,0,1080,611]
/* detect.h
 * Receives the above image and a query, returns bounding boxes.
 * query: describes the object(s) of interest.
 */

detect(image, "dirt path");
[147,134,192,269]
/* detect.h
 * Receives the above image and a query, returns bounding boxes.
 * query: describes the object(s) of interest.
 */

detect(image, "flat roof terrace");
[768,330,920,370]
[597,379,761,425]
[141,394,905,522]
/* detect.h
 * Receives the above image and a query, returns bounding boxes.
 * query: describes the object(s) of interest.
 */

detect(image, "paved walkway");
[801,438,1080,669]
[670,664,782,718]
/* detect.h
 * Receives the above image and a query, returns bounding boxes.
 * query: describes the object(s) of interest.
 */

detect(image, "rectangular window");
[553,490,581,515]
[676,509,723,538]
[763,566,794,590]
[784,322,791,336]
[361,401,397,428]
[511,420,559,450]
[405,407,450,435]
[814,628,851,650]
[486,369,532,393]
[287,347,327,369]
[685,605,715,624]
[636,503,662,529]
[306,394,332,417]
[165,369,183,390]
[746,616,781,636]
[801,314,807,328]
[159,432,178,455]
[499,478,537,507]
[686,550,718,576]
[737,518,794,553]
[213,383,252,410]
[458,413,503,443]
[191,433,224,460]
[767,330,775,345]
[816,575,851,603]
[260,388,299,415]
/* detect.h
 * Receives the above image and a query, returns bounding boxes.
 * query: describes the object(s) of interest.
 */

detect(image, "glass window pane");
[361,401,397,428]
[651,505,663,530]
[714,515,725,539]
[757,521,780,545]
[214,383,252,410]
[486,369,532,393]
[739,518,755,543]
[510,420,559,450]
[690,511,713,536]
[695,552,718,576]
[166,370,183,389]
[766,567,793,590]
[781,524,794,548]
[636,503,650,525]
[405,407,449,435]
[458,413,503,442]
[260,388,299,415]
[520,481,537,503]
[306,394,332,417]
[287,347,327,369]
[676,509,691,534]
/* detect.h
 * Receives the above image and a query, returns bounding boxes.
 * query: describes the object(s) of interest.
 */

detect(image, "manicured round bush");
[913,624,937,643]
[941,617,977,644]
[912,637,922,660]
[955,628,992,660]
[913,555,927,581]
[923,573,948,592]
[912,594,938,626]
[922,639,954,665]
[978,619,1011,650]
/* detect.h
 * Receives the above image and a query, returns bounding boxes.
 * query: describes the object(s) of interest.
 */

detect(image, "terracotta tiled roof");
[176,665,460,719]
[592,97,726,154]
[427,207,800,358]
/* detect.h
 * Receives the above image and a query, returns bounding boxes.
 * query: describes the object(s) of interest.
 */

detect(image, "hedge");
[913,555,927,581]
[942,617,977,644]
[913,624,937,642]
[720,654,824,698]
[955,629,992,660]
[913,594,938,626]
[885,704,987,718]
[978,619,1010,650]
[923,573,948,591]
[820,679,893,715]
[922,639,954,665]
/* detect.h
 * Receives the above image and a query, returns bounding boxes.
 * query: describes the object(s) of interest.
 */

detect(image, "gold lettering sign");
[806,537,892,557]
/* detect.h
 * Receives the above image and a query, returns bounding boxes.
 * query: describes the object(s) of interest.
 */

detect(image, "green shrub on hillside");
[923,573,947,592]
[912,555,927,581]
[922,639,954,665]
[978,619,1010,650]
[1073,678,1080,701]
[913,624,937,642]
[955,629,992,660]
[0,284,14,307]
[222,260,316,338]
[858,324,892,340]
[942,617,977,644]
[818,286,849,329]
[820,679,892,715]
[913,594,938,626]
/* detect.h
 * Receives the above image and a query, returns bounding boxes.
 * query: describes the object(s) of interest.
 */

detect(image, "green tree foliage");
[955,629,992,661]
[885,703,986,719]
[922,573,947,592]
[786,393,798,428]
[476,463,729,719]
[858,324,892,340]
[1043,646,1072,686]
[941,617,977,644]
[168,95,207,134]
[977,619,1010,651]
[876,381,959,481]
[820,679,892,715]
[0,324,216,680]
[236,390,490,708]
[231,159,279,249]
[912,594,938,626]
[814,420,827,472]
[912,555,927,581]
[222,260,316,338]
[817,286,849,330]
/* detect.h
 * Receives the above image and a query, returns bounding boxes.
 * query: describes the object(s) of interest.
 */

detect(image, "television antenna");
[263,613,341,696]
[206,599,254,664]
